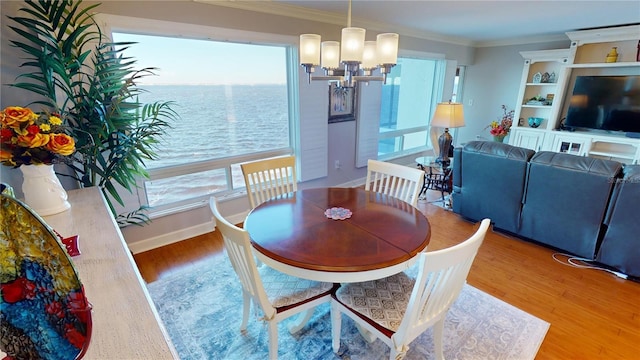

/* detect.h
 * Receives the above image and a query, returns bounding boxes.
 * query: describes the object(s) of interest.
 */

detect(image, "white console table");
[43,187,178,359]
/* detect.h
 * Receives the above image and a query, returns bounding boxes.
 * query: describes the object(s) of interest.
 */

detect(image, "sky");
[112,33,288,85]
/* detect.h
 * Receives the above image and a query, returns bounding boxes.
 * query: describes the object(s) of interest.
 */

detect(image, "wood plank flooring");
[133,190,640,359]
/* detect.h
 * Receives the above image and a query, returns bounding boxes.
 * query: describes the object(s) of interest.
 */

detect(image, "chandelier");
[299,0,399,88]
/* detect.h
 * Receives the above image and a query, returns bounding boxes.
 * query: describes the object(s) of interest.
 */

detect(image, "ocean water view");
[139,84,289,168]
[137,84,290,206]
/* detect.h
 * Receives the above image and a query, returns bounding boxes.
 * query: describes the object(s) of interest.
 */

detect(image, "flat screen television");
[564,75,640,135]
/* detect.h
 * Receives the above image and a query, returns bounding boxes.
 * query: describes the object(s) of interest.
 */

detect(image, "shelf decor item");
[532,72,542,83]
[525,95,550,106]
[485,105,514,142]
[528,117,544,128]
[605,47,618,63]
[0,106,76,215]
[493,135,506,143]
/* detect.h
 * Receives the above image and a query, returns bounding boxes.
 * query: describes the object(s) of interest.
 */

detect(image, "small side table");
[415,156,453,205]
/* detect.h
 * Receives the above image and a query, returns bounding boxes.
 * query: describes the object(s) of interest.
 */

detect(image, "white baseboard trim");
[128,220,215,254]
[127,211,249,254]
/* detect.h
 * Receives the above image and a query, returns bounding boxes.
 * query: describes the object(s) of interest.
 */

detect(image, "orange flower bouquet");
[1,106,75,167]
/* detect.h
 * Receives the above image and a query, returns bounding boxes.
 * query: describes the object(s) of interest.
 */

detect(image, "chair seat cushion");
[334,272,415,332]
[259,266,334,308]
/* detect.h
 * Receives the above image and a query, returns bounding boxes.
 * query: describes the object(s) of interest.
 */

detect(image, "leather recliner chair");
[596,165,640,277]
[519,151,622,259]
[452,141,535,234]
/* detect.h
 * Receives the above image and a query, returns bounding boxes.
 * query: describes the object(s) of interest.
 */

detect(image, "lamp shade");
[321,41,340,69]
[431,102,466,128]
[299,34,321,65]
[361,41,378,70]
[376,33,399,65]
[340,27,366,62]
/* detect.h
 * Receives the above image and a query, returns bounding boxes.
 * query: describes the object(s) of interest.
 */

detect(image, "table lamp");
[430,101,465,164]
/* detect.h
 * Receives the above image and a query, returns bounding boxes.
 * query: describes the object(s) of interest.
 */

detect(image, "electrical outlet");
[335,160,341,169]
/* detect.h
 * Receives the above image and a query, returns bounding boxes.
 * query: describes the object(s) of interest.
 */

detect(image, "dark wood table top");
[244,187,430,282]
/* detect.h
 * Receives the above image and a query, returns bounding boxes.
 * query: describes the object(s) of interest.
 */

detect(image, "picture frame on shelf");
[328,82,356,123]
[546,94,555,105]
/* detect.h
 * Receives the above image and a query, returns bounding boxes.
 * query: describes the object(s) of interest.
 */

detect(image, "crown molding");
[193,0,475,46]
[476,33,569,48]
[193,0,575,48]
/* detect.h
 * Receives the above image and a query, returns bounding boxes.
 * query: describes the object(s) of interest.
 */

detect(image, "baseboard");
[127,220,215,254]
[126,209,249,254]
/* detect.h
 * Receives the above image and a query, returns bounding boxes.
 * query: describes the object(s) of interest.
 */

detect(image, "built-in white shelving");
[509,24,640,164]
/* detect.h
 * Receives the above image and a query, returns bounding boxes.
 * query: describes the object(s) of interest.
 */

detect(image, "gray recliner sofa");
[519,151,622,259]
[452,141,534,234]
[453,141,636,279]
[596,165,640,278]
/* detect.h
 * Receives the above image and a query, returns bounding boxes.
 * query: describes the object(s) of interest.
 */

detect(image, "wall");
[457,40,570,145]
[0,0,572,252]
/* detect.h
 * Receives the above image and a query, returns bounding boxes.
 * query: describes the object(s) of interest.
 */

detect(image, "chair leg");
[355,322,376,343]
[288,308,314,334]
[433,318,445,360]
[267,321,279,360]
[240,290,251,332]
[331,301,342,353]
[389,347,408,360]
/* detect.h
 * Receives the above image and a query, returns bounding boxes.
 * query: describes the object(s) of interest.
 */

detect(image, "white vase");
[20,164,71,216]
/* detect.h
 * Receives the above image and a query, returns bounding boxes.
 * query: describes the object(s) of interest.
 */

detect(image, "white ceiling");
[215,1,640,46]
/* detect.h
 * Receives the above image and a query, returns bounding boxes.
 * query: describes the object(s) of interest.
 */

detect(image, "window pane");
[379,57,440,157]
[145,169,228,207]
[112,33,290,168]
[135,84,290,168]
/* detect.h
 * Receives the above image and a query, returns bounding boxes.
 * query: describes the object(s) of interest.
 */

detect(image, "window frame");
[375,51,449,161]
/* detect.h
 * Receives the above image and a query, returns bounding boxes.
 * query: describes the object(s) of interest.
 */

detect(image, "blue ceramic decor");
[528,117,543,128]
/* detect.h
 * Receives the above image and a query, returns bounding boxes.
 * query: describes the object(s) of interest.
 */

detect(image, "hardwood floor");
[133,190,640,359]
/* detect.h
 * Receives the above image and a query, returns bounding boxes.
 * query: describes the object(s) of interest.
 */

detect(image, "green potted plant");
[6,0,178,224]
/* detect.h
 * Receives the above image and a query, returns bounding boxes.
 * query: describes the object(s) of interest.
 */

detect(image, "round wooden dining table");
[243,187,431,283]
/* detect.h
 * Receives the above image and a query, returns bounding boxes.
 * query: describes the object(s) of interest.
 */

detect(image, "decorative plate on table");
[325,207,352,220]
[1,194,92,360]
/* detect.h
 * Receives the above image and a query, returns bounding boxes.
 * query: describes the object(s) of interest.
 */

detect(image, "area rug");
[147,255,549,360]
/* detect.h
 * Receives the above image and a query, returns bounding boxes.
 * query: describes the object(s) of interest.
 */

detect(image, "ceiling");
[210,1,640,46]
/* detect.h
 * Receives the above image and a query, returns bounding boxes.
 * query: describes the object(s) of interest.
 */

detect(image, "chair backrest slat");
[395,219,491,343]
[241,155,297,209]
[209,197,275,318]
[365,159,424,207]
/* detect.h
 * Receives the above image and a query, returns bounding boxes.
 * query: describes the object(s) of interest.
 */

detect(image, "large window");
[378,57,445,158]
[111,32,294,212]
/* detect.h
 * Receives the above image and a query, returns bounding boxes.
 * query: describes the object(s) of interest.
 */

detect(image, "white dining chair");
[241,155,297,209]
[331,218,491,360]
[209,197,336,360]
[365,159,425,207]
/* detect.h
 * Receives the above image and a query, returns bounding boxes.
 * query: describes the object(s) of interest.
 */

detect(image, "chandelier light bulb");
[321,41,341,69]
[340,27,365,62]
[299,34,321,66]
[361,41,378,70]
[376,33,399,65]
